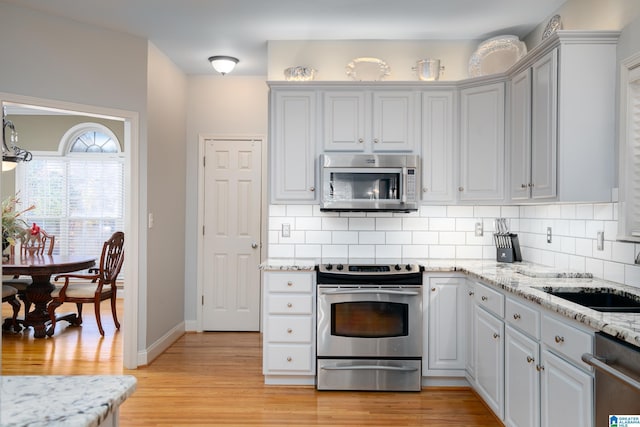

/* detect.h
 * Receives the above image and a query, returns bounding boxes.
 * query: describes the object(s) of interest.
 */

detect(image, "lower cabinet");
[262,271,316,385]
[505,325,540,427]
[475,306,505,419]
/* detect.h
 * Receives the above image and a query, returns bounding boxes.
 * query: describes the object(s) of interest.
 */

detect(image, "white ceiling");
[2,0,567,76]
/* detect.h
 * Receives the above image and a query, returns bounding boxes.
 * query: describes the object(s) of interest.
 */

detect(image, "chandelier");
[2,108,32,171]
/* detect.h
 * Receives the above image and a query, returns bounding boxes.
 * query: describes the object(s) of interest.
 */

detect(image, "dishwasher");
[582,332,640,426]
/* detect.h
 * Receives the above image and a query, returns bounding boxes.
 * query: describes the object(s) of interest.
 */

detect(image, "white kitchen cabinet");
[540,349,593,427]
[425,276,466,374]
[508,32,618,202]
[322,89,419,152]
[421,90,456,202]
[510,49,557,201]
[459,82,505,202]
[505,325,540,427]
[270,89,317,202]
[465,281,476,380]
[475,305,505,419]
[262,271,316,385]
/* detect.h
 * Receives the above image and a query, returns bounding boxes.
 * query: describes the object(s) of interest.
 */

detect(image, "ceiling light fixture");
[208,55,239,75]
[2,108,33,172]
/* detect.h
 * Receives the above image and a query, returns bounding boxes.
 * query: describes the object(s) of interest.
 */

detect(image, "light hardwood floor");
[2,301,502,426]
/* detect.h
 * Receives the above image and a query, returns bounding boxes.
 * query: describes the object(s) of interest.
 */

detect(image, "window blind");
[17,157,124,259]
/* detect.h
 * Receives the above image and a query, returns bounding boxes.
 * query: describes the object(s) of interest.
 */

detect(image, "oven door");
[317,285,422,358]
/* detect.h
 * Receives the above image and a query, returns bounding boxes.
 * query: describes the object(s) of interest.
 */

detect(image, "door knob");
[251,242,258,249]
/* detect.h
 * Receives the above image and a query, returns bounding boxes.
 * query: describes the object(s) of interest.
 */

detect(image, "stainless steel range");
[316,263,423,391]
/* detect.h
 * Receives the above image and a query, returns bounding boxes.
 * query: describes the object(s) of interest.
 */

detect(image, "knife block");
[494,233,522,263]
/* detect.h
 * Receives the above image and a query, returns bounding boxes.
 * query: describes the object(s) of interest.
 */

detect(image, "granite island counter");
[0,375,136,427]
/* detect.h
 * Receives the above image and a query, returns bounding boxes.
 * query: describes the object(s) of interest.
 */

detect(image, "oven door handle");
[319,289,420,296]
[321,365,419,372]
[582,353,640,392]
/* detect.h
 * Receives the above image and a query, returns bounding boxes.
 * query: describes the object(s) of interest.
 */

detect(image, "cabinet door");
[505,326,540,427]
[427,277,466,371]
[323,91,366,151]
[459,83,505,201]
[270,90,317,202]
[509,68,532,201]
[475,306,505,420]
[372,91,417,152]
[530,49,558,200]
[422,91,456,202]
[465,282,476,379]
[541,350,593,427]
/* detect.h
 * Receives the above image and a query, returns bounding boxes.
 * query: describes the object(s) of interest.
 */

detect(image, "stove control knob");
[394,264,401,271]
[337,264,344,271]
[406,264,412,271]
[326,263,333,271]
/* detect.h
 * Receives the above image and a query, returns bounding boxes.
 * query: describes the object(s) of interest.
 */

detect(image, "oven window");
[331,301,408,338]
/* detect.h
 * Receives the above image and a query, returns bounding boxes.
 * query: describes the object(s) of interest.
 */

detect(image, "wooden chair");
[2,284,21,332]
[3,229,56,315]
[47,231,124,336]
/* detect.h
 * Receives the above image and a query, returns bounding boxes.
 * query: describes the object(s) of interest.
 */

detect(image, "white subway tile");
[413,231,439,245]
[367,211,394,218]
[394,210,419,218]
[624,264,640,288]
[314,205,338,217]
[561,204,576,219]
[569,220,586,238]
[402,245,429,259]
[594,203,614,220]
[344,211,366,218]
[553,219,571,236]
[592,240,612,261]
[268,244,295,258]
[430,218,456,231]
[322,245,348,260]
[420,206,447,217]
[501,205,520,218]
[349,218,375,230]
[447,206,475,217]
[568,255,586,272]
[560,237,576,254]
[295,217,322,230]
[282,231,306,244]
[576,204,594,220]
[295,245,321,258]
[376,245,402,259]
[585,258,604,279]
[428,245,456,259]
[287,205,313,217]
[613,203,619,220]
[604,221,618,241]
[440,232,466,245]
[456,245,483,259]
[585,220,604,239]
[332,231,359,244]
[546,204,562,219]
[403,217,429,230]
[359,231,386,245]
[612,241,636,264]
[541,251,556,267]
[305,231,332,244]
[349,245,375,258]
[268,230,280,245]
[386,231,413,245]
[269,205,287,216]
[376,218,403,231]
[575,238,593,257]
[322,217,349,231]
[603,261,625,284]
[475,206,501,218]
[521,205,537,219]
[483,246,496,259]
[554,253,570,270]
[456,218,476,231]
[466,232,490,246]
[534,205,550,218]
[268,217,288,230]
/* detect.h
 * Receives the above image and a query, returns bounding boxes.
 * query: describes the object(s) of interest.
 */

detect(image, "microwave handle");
[401,167,407,203]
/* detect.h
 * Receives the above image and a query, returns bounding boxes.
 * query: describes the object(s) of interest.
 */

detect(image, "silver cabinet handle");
[468,291,475,296]
[521,184,527,188]
[493,333,500,339]
[536,365,545,372]
[582,353,640,392]
[321,289,419,296]
[481,296,488,301]
[527,356,535,364]
[251,242,258,249]
[555,335,565,343]
[513,313,521,320]
[321,365,418,372]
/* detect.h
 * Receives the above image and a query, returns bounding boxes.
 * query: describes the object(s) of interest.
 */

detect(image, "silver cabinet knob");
[521,184,527,189]
[423,187,428,193]
[309,187,315,192]
[468,291,475,296]
[493,333,500,340]
[536,365,545,372]
[287,356,292,362]
[527,356,535,364]
[481,296,488,301]
[373,138,379,143]
[251,242,258,249]
[358,138,364,143]
[458,186,464,192]
[287,328,293,334]
[513,313,521,320]
[554,335,565,343]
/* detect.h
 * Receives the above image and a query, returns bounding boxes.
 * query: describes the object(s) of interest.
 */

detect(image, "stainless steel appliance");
[316,263,423,391]
[320,154,419,212]
[582,332,640,426]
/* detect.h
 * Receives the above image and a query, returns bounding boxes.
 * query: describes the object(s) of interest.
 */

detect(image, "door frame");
[196,134,267,332]
[0,92,140,369]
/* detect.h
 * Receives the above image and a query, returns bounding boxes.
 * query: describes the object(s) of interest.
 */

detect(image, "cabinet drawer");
[541,314,593,369]
[506,297,540,339]
[268,316,312,343]
[266,272,313,293]
[268,295,312,315]
[475,282,505,318]
[265,345,313,372]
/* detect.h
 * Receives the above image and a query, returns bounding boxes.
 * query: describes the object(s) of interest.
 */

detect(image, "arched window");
[16,122,124,257]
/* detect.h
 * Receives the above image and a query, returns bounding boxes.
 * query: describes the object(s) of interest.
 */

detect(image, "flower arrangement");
[1,194,35,250]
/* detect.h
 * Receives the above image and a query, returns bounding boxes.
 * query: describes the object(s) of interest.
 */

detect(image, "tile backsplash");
[268,202,640,288]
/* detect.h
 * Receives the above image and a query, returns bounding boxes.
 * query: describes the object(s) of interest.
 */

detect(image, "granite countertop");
[260,258,640,349]
[0,375,136,427]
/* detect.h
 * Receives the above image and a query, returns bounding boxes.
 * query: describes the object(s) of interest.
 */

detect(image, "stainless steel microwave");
[319,154,419,212]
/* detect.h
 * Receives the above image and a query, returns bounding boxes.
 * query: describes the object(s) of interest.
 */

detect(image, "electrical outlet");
[282,223,291,238]
[597,231,604,251]
[546,227,552,243]
[475,222,483,237]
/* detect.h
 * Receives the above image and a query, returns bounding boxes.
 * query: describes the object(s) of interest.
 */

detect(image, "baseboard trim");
[137,321,185,366]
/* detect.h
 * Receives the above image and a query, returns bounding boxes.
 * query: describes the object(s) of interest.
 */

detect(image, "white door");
[202,139,262,331]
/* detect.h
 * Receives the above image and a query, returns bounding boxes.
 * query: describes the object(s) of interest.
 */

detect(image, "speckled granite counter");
[260,258,640,349]
[0,375,136,427]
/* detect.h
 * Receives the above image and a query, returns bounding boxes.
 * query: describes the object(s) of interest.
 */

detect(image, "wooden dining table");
[2,254,96,338]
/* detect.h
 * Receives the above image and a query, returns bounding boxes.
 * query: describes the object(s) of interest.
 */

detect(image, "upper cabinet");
[508,31,618,203]
[459,82,505,202]
[270,89,317,203]
[322,89,419,152]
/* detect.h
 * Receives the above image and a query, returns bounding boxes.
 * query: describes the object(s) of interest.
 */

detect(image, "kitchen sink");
[540,288,640,313]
